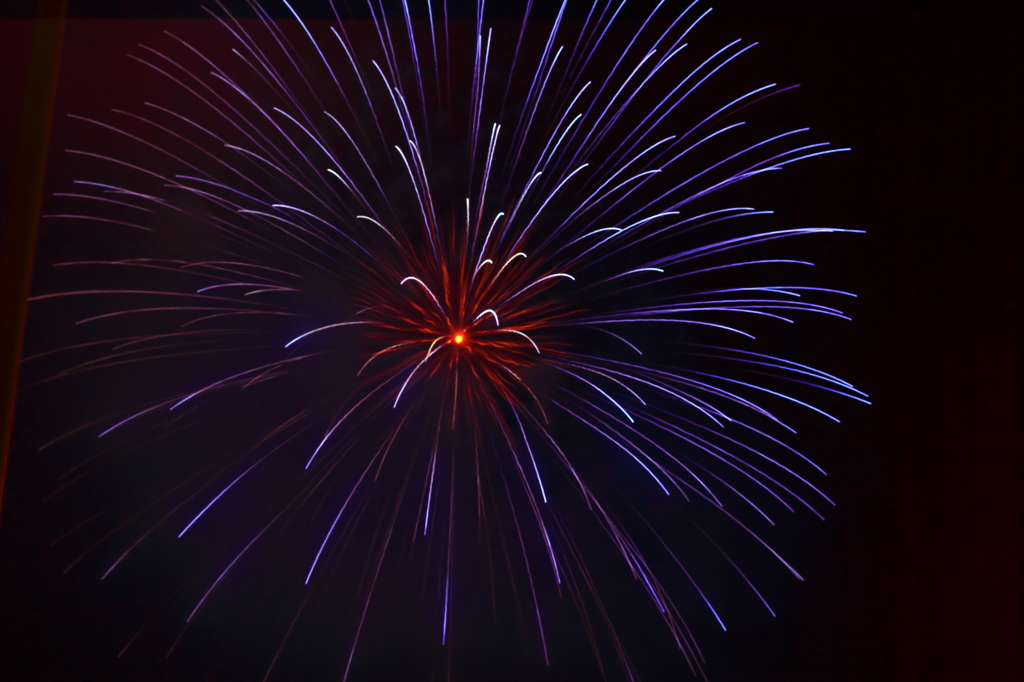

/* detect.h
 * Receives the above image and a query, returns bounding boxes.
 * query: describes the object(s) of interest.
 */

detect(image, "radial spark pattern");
[33,0,865,678]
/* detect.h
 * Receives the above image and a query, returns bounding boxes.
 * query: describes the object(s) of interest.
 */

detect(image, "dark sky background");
[1,1,1020,681]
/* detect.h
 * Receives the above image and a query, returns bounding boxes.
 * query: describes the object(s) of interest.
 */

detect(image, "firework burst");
[31,0,865,678]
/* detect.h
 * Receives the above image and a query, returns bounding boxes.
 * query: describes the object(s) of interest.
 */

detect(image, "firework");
[31,0,865,678]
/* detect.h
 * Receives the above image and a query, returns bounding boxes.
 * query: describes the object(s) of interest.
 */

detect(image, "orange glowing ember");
[453,333,464,345]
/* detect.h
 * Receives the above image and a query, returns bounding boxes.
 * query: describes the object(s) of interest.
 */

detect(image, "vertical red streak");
[0,0,66,523]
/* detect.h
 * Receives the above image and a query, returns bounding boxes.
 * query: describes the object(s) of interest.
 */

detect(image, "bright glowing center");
[453,333,465,345]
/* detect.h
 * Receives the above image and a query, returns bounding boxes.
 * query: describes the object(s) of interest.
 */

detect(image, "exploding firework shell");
[27,1,865,679]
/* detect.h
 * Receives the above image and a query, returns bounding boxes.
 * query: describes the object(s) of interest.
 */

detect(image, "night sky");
[0,1,1020,681]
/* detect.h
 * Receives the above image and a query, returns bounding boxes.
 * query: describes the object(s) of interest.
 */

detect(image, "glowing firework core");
[453,332,465,345]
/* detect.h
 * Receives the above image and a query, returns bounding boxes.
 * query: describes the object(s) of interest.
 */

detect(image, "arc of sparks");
[400,276,446,314]
[285,321,370,348]
[473,309,500,326]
